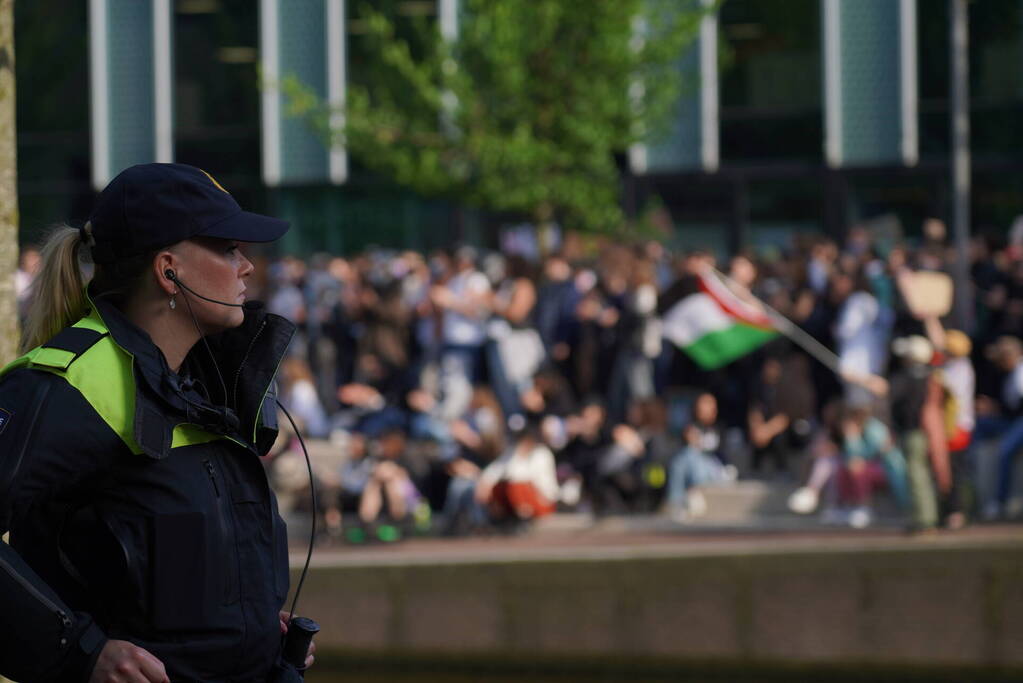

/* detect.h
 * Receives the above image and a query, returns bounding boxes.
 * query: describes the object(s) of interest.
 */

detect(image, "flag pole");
[709,267,843,374]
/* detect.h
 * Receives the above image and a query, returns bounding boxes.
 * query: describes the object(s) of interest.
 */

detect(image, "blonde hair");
[19,225,88,354]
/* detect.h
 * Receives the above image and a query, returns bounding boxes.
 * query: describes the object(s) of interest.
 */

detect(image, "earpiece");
[165,269,177,281]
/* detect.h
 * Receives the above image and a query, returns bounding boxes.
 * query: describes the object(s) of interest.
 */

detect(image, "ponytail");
[19,225,88,353]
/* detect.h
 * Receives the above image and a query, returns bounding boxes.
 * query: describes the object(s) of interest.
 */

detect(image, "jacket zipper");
[231,319,267,413]
[204,457,237,606]
[204,459,221,498]
[0,554,73,641]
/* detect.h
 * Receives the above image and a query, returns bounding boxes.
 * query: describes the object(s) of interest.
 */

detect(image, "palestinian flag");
[662,272,777,370]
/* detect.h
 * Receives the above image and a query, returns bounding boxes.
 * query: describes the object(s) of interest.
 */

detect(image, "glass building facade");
[638,0,1023,256]
[13,0,1023,253]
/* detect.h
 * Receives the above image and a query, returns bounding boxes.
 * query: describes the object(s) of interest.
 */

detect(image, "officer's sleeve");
[0,369,109,682]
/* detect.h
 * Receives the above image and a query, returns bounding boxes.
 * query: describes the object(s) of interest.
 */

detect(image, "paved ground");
[288,514,1023,568]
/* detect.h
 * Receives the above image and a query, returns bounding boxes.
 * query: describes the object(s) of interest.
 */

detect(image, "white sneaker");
[787,486,819,515]
[559,477,582,507]
[687,489,708,517]
[721,464,739,482]
[848,506,872,529]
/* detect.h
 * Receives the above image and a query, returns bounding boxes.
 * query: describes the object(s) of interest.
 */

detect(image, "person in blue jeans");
[973,336,1023,518]
[665,393,735,519]
[437,389,506,534]
[838,406,911,528]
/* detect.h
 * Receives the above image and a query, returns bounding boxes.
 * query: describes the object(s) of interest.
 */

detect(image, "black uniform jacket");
[0,294,296,682]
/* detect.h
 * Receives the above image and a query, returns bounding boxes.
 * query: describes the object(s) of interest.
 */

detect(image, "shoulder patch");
[0,407,11,436]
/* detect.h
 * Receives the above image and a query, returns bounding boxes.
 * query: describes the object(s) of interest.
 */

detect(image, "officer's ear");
[154,251,179,295]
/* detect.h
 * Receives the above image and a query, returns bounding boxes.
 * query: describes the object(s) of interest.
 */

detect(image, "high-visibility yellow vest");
[1,308,225,453]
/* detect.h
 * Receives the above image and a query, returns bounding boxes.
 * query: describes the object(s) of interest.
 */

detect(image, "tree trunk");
[0,0,18,366]
[0,8,15,669]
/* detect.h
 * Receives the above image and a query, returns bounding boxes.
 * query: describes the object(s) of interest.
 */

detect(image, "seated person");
[561,396,665,515]
[625,397,677,512]
[788,401,843,515]
[588,421,647,516]
[836,406,910,528]
[438,388,506,535]
[748,355,815,477]
[665,392,736,520]
[561,397,614,511]
[475,417,559,527]
[339,427,420,541]
[336,350,414,437]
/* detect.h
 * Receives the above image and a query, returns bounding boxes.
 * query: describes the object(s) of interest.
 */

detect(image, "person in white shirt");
[832,269,892,405]
[475,417,559,523]
[279,357,330,438]
[431,247,492,420]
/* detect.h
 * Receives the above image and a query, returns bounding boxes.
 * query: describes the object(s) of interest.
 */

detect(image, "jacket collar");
[89,293,181,405]
[87,289,295,456]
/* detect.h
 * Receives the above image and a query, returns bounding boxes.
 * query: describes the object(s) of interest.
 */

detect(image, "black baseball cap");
[87,163,289,264]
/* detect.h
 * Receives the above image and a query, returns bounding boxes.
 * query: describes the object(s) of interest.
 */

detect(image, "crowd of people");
[17,219,1023,541]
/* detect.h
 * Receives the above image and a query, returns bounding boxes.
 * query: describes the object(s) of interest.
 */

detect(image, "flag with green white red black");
[661,270,777,370]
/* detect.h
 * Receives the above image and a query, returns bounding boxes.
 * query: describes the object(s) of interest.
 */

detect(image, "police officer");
[0,164,311,681]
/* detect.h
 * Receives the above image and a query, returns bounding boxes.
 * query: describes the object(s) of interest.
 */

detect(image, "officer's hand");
[279,611,317,670]
[90,639,170,683]
[304,639,317,669]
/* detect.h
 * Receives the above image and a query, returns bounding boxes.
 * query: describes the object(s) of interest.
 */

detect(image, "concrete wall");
[294,539,1023,671]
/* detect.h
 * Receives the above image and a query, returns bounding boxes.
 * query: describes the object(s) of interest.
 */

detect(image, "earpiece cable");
[275,399,317,623]
[178,287,230,406]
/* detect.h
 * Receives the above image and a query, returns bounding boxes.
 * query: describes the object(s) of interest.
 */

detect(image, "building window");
[718,0,822,163]
[14,0,91,239]
[174,0,262,208]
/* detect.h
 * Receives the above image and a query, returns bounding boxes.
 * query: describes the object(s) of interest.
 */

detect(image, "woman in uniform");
[0,163,311,682]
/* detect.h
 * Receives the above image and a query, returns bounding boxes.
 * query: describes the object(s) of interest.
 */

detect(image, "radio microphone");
[165,269,262,310]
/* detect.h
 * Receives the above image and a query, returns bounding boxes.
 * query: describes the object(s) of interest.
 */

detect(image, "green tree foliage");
[284,0,705,233]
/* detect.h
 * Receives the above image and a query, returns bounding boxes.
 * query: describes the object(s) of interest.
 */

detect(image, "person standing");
[888,336,940,531]
[832,268,892,406]
[431,247,492,420]
[975,336,1023,518]
[0,164,312,681]
[937,329,976,528]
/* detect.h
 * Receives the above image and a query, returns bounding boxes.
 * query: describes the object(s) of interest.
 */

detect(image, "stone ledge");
[290,538,1023,668]
[311,650,1023,682]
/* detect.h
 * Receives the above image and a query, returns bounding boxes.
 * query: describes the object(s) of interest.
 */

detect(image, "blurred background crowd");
[4,1,1023,678]
[21,217,1021,543]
